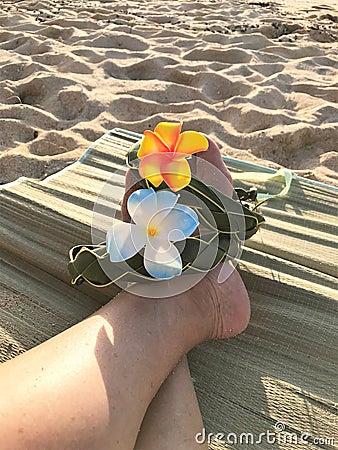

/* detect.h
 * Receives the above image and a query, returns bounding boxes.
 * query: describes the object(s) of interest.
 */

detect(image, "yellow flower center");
[148,226,157,237]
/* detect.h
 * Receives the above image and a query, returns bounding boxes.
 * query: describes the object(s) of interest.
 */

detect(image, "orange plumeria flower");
[137,122,209,192]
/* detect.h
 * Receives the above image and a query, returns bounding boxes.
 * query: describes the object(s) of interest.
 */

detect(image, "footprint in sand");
[16,76,74,108]
[0,153,75,184]
[38,25,75,40]
[57,87,89,120]
[119,57,185,82]
[184,48,252,64]
[29,132,79,156]
[221,104,296,133]
[0,120,37,150]
[192,72,252,102]
[84,32,149,52]
[1,35,51,55]
[127,83,204,104]
[32,53,94,75]
[0,62,45,82]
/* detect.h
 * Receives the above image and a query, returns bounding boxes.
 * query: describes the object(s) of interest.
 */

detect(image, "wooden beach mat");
[1,129,337,449]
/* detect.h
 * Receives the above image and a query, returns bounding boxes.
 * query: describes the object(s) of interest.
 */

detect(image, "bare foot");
[121,137,250,340]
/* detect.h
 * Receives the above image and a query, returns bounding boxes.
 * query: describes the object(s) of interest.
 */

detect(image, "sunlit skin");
[137,122,209,192]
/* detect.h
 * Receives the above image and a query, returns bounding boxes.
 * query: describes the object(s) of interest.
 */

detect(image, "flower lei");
[68,122,264,287]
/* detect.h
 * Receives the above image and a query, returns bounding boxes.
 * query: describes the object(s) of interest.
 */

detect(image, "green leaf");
[127,141,141,168]
[68,168,265,288]
[68,245,112,286]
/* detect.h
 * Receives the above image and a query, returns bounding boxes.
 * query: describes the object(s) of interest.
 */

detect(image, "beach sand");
[0,0,337,186]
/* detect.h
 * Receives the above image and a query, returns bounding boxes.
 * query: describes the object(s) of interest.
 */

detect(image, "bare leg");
[0,266,249,450]
[134,356,207,450]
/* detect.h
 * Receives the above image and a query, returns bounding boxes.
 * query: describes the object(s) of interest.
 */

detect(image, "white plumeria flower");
[106,188,199,280]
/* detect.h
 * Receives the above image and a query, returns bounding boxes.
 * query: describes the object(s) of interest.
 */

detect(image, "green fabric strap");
[231,168,293,201]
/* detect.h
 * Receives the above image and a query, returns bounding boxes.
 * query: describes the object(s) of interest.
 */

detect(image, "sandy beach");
[0,0,337,186]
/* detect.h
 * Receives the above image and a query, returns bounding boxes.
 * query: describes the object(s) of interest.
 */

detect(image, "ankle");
[189,267,250,340]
